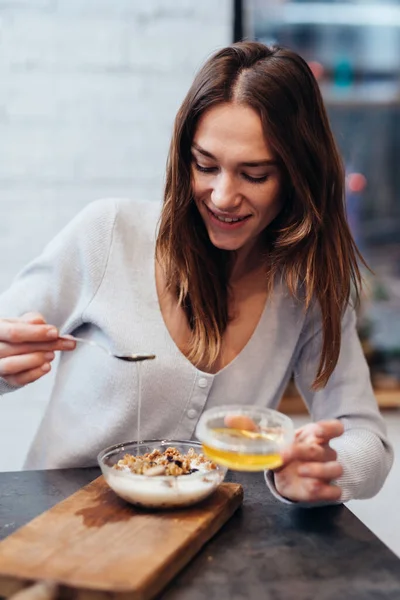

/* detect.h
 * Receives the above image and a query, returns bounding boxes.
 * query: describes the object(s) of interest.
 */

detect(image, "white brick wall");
[0,0,232,286]
[0,0,232,470]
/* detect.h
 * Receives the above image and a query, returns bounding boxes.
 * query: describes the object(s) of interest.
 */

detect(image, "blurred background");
[0,0,233,469]
[242,0,400,560]
[244,0,400,403]
[0,0,399,557]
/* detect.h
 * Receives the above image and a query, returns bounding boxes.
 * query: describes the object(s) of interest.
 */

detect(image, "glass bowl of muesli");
[97,440,227,509]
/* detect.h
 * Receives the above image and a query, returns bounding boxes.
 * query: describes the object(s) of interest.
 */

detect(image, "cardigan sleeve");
[265,303,393,504]
[0,198,117,395]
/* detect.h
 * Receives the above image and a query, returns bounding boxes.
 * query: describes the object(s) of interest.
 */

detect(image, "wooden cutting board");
[0,476,243,600]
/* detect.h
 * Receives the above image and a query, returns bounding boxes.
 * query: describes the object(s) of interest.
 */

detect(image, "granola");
[113,446,217,476]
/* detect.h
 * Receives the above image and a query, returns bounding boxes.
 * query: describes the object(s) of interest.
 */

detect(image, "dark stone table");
[1,468,400,600]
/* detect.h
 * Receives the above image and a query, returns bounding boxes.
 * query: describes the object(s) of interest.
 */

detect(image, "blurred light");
[347,173,367,194]
[273,4,400,27]
[308,61,324,81]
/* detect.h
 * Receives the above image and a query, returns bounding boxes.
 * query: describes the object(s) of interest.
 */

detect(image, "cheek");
[191,179,207,215]
[191,172,204,199]
[255,183,283,214]
[273,191,285,213]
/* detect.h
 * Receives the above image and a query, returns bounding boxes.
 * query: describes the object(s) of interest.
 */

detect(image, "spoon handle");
[58,335,156,362]
[58,335,112,356]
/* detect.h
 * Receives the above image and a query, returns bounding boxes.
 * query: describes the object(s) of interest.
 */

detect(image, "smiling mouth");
[204,204,251,223]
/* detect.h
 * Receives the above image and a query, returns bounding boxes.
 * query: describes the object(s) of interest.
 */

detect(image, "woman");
[0,42,393,505]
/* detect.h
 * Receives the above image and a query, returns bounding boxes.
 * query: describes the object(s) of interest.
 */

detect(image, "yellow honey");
[201,427,284,471]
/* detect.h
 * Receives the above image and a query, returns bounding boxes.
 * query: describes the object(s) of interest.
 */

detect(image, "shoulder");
[106,198,162,255]
[55,198,118,242]
[76,198,163,265]
[113,198,162,233]
[42,198,161,263]
[71,197,161,242]
[73,197,160,225]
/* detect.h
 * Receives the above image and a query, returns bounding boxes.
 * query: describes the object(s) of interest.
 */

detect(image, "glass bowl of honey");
[195,406,294,471]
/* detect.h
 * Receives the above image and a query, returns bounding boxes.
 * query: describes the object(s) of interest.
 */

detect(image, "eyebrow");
[192,142,278,167]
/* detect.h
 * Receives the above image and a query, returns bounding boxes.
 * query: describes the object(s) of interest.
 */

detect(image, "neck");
[229,238,266,283]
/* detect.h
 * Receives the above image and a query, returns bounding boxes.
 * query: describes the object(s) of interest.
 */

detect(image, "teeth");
[205,204,248,223]
[216,215,243,223]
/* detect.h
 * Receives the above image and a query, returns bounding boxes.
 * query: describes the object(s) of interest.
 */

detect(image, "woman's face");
[191,102,284,256]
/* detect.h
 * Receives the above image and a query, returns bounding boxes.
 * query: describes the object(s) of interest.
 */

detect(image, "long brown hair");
[156,41,364,389]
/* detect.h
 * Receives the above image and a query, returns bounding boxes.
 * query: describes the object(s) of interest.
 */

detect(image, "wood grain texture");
[0,477,243,600]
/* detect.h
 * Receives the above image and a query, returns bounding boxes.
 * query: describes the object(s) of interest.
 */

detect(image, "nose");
[211,172,241,212]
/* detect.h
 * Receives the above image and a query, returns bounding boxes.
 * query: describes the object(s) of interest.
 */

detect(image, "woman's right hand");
[0,312,76,387]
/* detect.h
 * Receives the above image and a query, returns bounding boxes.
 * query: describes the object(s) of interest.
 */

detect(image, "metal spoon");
[59,335,156,362]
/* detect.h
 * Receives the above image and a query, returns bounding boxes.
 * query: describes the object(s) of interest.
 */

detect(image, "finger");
[3,313,45,323]
[294,480,342,503]
[274,469,343,502]
[297,461,343,481]
[295,423,319,442]
[296,420,344,444]
[224,415,258,431]
[20,312,47,324]
[0,338,76,358]
[4,313,47,325]
[3,363,53,387]
[0,352,55,377]
[280,442,335,465]
[0,320,58,343]
[304,480,342,503]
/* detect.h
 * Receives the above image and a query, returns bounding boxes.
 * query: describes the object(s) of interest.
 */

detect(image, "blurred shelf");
[321,82,400,107]
[376,389,400,409]
[278,388,400,415]
[264,3,400,27]
[278,394,309,415]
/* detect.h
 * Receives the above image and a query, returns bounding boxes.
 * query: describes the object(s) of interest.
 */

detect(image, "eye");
[242,173,269,184]
[194,162,217,174]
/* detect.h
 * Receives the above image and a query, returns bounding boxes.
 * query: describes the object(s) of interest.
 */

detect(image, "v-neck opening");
[151,247,269,379]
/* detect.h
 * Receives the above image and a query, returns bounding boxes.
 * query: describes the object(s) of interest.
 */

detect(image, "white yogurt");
[105,467,223,508]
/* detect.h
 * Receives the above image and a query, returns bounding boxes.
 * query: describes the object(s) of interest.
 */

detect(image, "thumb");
[295,420,344,445]
[295,422,324,444]
[20,312,47,324]
[224,414,258,432]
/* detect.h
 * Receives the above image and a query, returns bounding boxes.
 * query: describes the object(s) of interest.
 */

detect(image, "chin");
[208,234,244,252]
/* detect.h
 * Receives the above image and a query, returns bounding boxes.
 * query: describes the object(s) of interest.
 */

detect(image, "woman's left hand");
[273,420,344,503]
